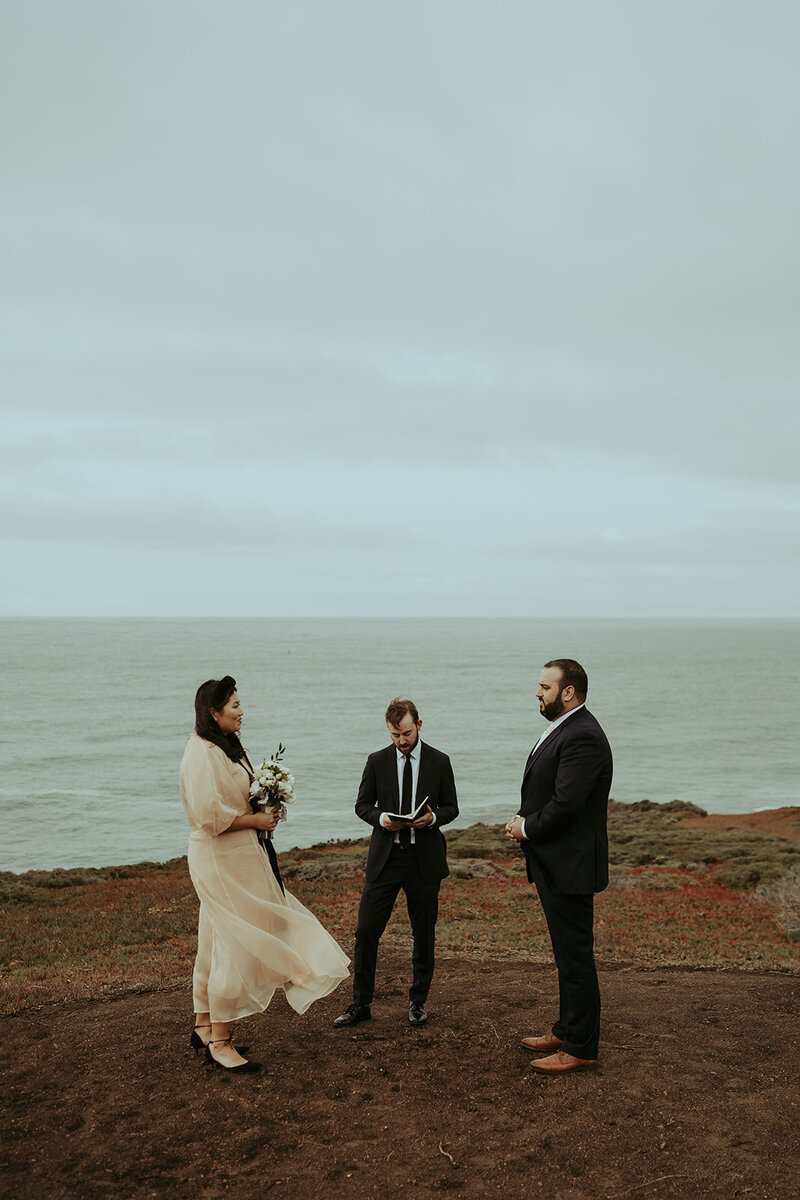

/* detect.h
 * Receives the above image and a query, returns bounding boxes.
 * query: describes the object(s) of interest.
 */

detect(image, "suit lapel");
[522,709,583,781]
[382,746,400,809]
[522,743,545,783]
[417,742,430,809]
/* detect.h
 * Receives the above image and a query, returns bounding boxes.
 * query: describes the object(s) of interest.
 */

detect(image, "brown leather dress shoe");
[529,1050,597,1073]
[521,1032,563,1052]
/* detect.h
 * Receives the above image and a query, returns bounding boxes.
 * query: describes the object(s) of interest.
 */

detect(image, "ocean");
[1,618,798,874]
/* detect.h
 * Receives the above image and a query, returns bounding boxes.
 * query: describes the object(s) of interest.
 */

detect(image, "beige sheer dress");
[180,731,349,1022]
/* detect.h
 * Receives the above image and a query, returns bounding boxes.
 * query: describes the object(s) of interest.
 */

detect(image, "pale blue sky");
[2,1,798,616]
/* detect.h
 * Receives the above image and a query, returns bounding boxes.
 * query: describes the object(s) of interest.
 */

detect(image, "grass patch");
[756,867,800,941]
[2,806,799,1015]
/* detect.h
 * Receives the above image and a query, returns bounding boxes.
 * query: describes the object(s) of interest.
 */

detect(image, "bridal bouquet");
[249,744,295,841]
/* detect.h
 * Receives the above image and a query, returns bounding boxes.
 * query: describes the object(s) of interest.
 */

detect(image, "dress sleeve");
[180,738,248,836]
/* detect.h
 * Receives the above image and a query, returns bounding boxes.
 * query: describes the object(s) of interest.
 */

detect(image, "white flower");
[250,748,296,814]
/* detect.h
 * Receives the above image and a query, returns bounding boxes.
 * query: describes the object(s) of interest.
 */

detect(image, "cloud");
[1,2,798,615]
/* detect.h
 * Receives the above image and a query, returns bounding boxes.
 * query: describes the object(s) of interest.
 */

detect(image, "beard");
[540,692,566,722]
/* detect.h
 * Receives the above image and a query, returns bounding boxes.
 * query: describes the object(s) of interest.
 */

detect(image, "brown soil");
[3,950,798,1200]
[676,806,800,843]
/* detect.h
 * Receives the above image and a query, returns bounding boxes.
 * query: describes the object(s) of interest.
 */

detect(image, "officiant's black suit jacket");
[520,707,612,895]
[355,742,459,884]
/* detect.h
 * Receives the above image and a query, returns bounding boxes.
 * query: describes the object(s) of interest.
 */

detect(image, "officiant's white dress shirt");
[379,738,437,844]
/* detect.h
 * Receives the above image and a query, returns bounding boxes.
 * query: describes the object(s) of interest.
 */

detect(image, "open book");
[383,796,430,824]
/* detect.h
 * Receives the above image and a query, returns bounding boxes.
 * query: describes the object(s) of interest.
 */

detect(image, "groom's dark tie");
[400,753,413,847]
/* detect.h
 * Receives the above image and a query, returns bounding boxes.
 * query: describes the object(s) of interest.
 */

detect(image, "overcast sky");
[2,1,798,618]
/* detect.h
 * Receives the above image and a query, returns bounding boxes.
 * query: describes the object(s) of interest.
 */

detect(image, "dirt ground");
[2,949,798,1200]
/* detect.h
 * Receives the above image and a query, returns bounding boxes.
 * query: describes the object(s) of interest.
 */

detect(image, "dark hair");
[194,676,246,763]
[385,697,420,727]
[544,659,588,702]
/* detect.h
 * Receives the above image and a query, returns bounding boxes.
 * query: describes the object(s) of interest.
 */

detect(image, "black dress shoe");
[333,1003,372,1028]
[408,1002,428,1026]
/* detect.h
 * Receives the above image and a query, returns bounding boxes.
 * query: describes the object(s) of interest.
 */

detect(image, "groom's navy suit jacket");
[355,742,459,884]
[520,707,612,895]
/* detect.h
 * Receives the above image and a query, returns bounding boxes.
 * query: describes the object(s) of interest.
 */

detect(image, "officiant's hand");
[382,817,409,832]
[411,805,434,829]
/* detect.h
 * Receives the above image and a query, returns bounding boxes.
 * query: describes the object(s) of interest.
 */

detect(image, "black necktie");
[401,754,413,814]
[400,753,413,846]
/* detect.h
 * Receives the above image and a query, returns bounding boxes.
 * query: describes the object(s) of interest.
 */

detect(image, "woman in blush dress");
[180,675,350,1074]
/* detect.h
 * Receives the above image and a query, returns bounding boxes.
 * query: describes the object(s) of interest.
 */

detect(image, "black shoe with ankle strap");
[204,1037,260,1074]
[190,1025,249,1057]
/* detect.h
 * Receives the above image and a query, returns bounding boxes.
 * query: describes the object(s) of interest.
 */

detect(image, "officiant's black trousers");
[352,845,440,1006]
[532,870,600,1060]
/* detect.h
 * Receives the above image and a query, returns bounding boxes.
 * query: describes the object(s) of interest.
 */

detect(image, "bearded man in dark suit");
[506,659,613,1074]
[333,697,459,1028]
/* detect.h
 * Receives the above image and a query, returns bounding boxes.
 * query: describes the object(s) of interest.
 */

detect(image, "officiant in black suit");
[333,698,459,1028]
[506,659,612,1074]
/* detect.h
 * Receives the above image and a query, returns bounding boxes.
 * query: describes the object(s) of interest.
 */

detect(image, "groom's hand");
[505,816,525,842]
[410,805,434,829]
